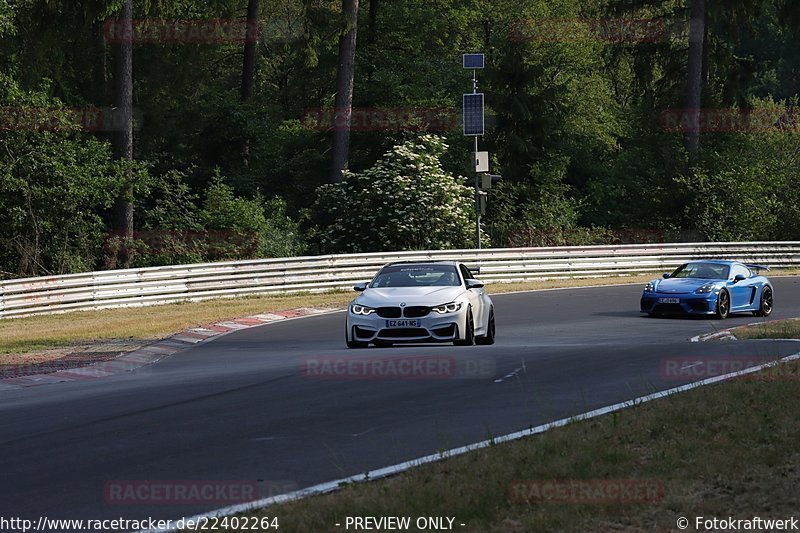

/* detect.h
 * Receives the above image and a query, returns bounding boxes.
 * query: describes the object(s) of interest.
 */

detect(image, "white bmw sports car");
[345,261,495,348]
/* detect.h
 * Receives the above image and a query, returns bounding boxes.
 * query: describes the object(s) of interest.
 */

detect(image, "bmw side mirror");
[353,282,368,292]
[733,274,746,283]
[466,279,484,290]
[662,273,670,279]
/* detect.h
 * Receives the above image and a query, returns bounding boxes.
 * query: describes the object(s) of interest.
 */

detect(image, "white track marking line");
[494,364,525,383]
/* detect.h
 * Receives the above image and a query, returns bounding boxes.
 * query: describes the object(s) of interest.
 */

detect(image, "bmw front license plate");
[658,298,680,304]
[385,319,420,327]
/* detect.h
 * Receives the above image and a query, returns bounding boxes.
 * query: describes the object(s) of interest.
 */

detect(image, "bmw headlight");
[695,283,715,294]
[350,304,376,315]
[644,282,655,292]
[431,302,463,314]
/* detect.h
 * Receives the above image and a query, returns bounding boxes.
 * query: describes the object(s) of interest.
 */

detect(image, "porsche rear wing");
[745,263,771,272]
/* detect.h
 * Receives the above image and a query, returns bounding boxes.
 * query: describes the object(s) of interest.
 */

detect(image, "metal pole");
[474,136,480,249]
[472,69,481,249]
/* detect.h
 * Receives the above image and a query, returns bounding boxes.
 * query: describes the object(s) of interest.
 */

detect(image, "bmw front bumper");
[347,309,468,344]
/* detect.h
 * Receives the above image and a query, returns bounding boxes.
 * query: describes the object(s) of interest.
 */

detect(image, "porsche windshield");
[371,264,460,287]
[670,263,730,280]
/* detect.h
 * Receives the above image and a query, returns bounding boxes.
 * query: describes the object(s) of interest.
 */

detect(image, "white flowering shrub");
[312,135,481,253]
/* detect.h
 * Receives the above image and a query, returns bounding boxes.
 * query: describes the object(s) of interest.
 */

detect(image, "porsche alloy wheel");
[715,290,730,319]
[754,286,773,317]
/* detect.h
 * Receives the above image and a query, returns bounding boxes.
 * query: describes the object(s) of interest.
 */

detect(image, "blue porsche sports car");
[640,260,773,319]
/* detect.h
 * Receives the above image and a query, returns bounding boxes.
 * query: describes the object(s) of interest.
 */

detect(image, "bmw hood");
[354,286,466,307]
[655,278,718,294]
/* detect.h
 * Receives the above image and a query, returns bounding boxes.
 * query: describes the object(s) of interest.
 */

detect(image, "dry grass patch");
[0,292,353,356]
[733,318,800,340]
[484,274,656,294]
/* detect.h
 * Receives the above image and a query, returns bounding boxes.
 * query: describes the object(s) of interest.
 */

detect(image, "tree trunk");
[685,0,705,160]
[94,19,109,104]
[112,0,134,268]
[240,0,260,168]
[366,0,377,81]
[241,0,260,101]
[328,0,359,184]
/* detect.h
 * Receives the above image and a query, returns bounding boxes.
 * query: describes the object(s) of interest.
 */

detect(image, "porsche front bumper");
[640,292,718,315]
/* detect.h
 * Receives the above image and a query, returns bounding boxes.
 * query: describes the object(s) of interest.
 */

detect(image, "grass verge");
[732,318,800,340]
[217,359,800,532]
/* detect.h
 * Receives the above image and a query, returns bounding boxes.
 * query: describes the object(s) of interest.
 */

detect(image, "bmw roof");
[683,260,738,265]
[383,260,461,266]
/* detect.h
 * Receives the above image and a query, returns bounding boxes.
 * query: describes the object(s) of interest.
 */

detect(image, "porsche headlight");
[431,302,463,314]
[350,304,376,315]
[644,282,655,292]
[695,283,715,294]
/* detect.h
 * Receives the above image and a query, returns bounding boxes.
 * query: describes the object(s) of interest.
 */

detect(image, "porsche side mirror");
[662,273,670,279]
[466,279,484,290]
[733,274,746,283]
[353,282,368,292]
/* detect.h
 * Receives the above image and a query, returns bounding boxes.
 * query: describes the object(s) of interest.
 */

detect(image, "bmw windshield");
[371,265,460,288]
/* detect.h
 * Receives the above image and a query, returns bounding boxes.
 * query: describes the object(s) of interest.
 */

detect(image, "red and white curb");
[0,307,340,391]
[691,329,739,342]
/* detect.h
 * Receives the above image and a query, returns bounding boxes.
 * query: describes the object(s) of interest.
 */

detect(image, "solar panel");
[463,54,485,69]
[463,93,484,136]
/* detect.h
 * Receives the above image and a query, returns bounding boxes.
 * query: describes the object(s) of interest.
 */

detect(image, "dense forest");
[1,0,799,278]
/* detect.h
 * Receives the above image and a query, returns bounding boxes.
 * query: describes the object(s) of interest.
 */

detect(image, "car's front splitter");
[640,292,718,315]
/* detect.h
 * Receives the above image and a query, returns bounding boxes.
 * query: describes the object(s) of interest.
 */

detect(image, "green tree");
[0,76,148,277]
[677,97,798,241]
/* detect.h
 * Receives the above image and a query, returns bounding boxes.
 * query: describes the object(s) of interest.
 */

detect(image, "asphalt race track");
[2,277,800,526]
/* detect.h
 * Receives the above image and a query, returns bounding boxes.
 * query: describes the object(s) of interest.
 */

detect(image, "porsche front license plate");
[385,319,420,327]
[658,298,680,304]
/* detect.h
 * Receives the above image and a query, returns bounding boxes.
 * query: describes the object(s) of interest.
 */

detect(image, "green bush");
[130,172,305,267]
[311,135,482,253]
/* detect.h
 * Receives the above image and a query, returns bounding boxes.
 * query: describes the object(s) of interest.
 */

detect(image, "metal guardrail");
[1,242,799,319]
